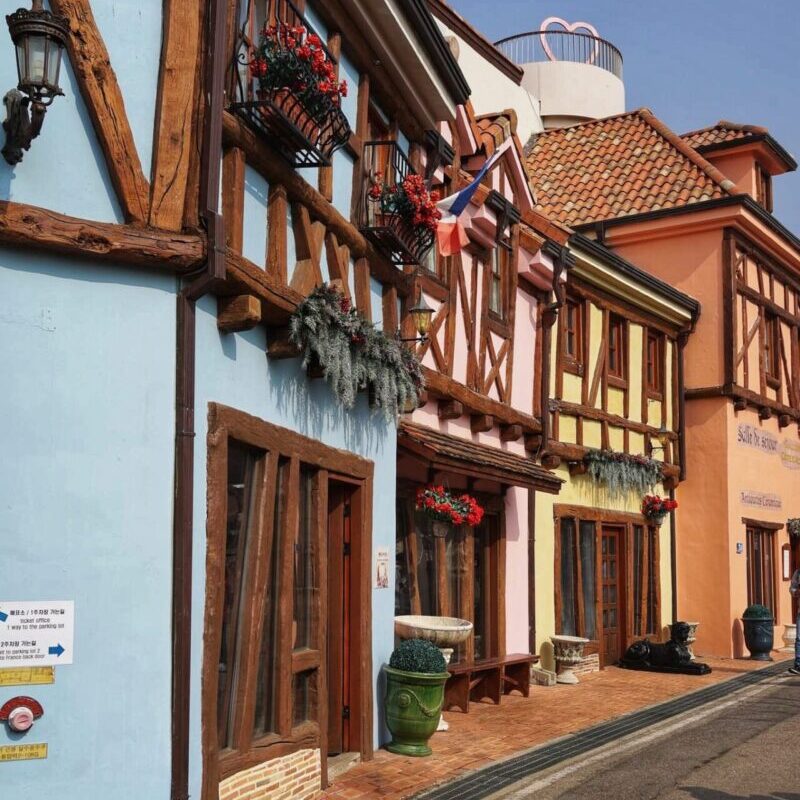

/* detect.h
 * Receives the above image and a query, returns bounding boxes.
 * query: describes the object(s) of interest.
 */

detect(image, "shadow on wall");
[732,617,745,659]
[267,355,393,454]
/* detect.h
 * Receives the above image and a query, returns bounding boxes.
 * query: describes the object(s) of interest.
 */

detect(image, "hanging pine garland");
[583,449,663,500]
[289,284,424,421]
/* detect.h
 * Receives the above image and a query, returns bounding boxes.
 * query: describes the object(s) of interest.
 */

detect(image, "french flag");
[435,138,514,257]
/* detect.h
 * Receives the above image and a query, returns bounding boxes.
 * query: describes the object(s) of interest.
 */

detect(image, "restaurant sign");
[740,490,782,510]
[736,423,779,454]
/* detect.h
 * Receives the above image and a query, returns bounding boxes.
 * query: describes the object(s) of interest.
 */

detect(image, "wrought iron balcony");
[494,29,623,79]
[229,0,351,167]
[357,141,437,267]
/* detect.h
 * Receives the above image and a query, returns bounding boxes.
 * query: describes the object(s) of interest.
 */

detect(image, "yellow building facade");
[535,234,699,672]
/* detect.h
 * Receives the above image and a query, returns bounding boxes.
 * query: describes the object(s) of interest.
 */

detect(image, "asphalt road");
[490,671,800,800]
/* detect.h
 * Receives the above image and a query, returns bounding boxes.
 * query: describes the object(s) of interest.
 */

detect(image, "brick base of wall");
[572,652,600,676]
[219,748,321,800]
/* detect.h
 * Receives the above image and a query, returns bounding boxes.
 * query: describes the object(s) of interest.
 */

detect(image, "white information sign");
[0,601,74,667]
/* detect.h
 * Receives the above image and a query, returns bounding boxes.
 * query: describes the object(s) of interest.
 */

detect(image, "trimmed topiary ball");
[743,604,772,619]
[389,639,447,674]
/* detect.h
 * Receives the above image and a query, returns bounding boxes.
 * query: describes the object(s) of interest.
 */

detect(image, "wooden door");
[601,526,625,664]
[327,482,353,755]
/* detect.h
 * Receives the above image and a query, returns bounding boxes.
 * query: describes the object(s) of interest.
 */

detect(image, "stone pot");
[550,635,590,684]
[384,666,449,757]
[742,616,774,661]
[781,623,797,653]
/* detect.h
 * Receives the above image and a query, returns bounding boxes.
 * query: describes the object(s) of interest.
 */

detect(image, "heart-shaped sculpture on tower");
[539,17,600,65]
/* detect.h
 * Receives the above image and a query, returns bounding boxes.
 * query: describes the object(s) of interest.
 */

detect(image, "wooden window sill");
[564,359,585,377]
[608,375,628,390]
[488,313,511,338]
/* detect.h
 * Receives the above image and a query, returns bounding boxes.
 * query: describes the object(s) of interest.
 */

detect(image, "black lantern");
[398,293,434,344]
[648,424,671,456]
[3,0,69,165]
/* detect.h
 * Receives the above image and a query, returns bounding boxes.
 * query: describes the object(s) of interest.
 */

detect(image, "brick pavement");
[322,654,791,800]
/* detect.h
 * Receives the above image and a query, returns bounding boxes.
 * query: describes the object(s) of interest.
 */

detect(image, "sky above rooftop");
[448,0,800,231]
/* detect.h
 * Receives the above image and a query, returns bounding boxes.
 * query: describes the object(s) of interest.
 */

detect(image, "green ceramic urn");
[384,666,449,757]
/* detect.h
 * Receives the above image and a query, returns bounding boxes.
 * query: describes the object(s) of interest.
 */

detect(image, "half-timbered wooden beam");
[470,414,494,433]
[423,368,542,434]
[51,0,151,225]
[0,200,203,271]
[149,0,203,230]
[217,295,262,333]
[438,400,464,421]
[222,111,410,292]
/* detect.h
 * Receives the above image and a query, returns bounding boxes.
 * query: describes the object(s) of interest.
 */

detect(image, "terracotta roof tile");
[475,109,518,156]
[525,108,736,226]
[681,120,769,150]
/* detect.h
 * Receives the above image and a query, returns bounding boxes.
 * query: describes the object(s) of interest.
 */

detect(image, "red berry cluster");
[251,23,347,105]
[641,494,678,520]
[415,484,484,527]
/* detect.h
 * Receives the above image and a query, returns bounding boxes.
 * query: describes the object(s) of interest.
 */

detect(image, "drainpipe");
[671,331,690,626]
[669,485,678,624]
[171,0,227,798]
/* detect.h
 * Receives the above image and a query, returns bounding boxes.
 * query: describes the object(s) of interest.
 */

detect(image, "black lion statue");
[619,621,711,675]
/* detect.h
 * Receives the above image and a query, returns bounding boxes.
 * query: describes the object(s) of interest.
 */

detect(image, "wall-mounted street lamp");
[398,293,434,344]
[647,424,671,456]
[3,1,69,165]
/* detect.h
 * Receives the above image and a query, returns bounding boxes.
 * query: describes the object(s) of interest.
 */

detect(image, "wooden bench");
[444,653,539,713]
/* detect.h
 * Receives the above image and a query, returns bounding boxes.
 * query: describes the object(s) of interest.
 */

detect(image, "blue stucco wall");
[0,249,176,799]
[188,299,397,797]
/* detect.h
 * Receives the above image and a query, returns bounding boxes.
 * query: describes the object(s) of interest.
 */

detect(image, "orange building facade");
[528,114,800,657]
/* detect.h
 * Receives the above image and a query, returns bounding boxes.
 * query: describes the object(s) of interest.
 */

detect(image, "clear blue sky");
[449,0,800,231]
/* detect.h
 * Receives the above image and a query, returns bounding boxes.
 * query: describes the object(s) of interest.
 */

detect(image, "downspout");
[672,331,690,626]
[171,0,227,798]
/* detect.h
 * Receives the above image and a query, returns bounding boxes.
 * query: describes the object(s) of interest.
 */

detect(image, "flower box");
[231,17,351,167]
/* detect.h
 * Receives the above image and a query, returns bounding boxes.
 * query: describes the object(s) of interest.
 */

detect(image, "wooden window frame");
[607,313,628,389]
[562,297,585,376]
[554,506,660,667]
[646,330,665,400]
[764,311,781,389]
[202,404,374,796]
[756,164,773,213]
[746,524,777,619]
[488,237,511,326]
[395,486,506,665]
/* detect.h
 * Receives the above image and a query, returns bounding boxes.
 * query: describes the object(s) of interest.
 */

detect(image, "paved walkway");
[322,654,791,800]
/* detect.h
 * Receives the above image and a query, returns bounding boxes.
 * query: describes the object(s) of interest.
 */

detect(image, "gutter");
[575,193,800,260]
[171,0,227,798]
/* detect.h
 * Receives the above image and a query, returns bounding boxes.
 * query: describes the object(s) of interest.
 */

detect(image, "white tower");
[495,18,625,130]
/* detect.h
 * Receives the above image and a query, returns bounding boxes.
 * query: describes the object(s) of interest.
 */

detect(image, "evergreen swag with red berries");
[641,495,678,525]
[415,485,485,528]
[250,23,348,118]
[289,285,424,421]
[368,174,442,235]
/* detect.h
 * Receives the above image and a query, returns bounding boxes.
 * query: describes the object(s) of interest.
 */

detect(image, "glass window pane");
[218,441,262,750]
[394,500,411,616]
[253,457,287,737]
[292,670,318,727]
[293,468,319,651]
[560,519,576,636]
[415,511,437,614]
[446,528,466,663]
[579,521,597,640]
[633,526,644,636]
[646,529,657,634]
